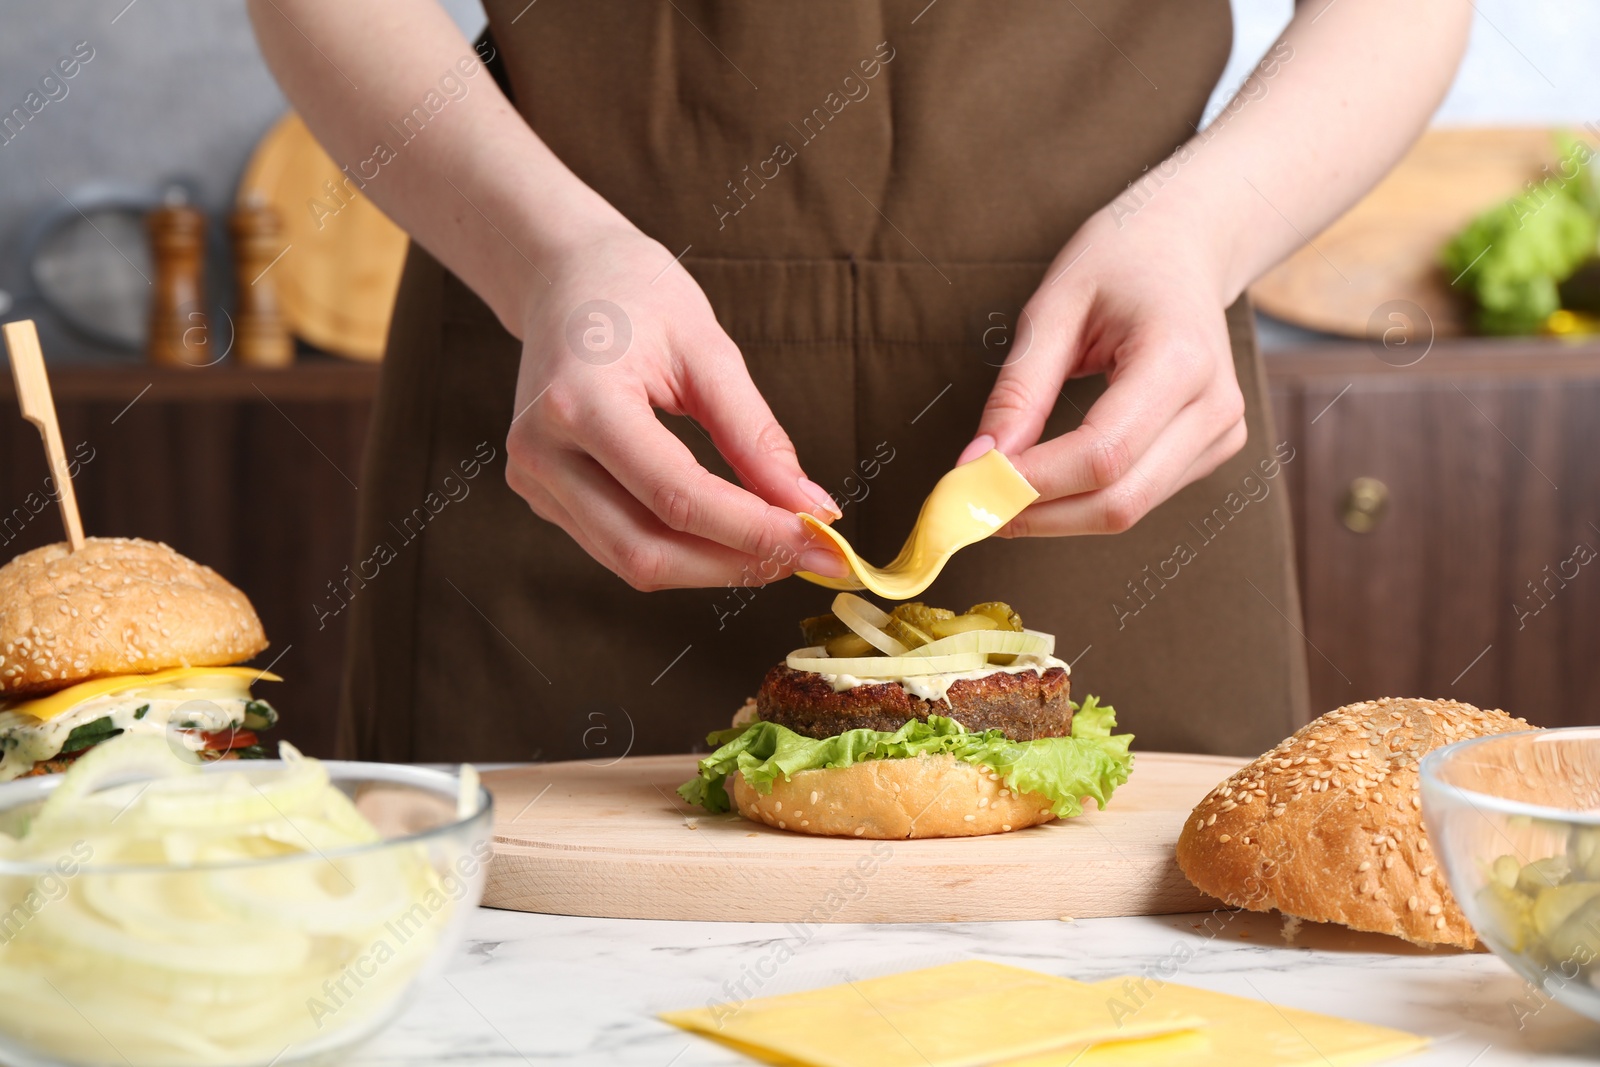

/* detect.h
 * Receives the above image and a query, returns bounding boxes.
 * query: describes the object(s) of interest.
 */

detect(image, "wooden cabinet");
[0,343,1590,760]
[1268,342,1600,728]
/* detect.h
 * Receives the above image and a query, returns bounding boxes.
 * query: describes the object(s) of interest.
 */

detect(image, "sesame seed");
[854,827,865,837]
[778,820,786,829]
[810,791,819,804]
[1002,824,1012,832]
[1358,861,1372,871]
[1219,834,1231,843]
[1428,904,1442,916]
[964,814,976,822]
[1435,917,1447,930]
[1408,896,1419,910]
[1206,813,1217,826]
[792,810,803,818]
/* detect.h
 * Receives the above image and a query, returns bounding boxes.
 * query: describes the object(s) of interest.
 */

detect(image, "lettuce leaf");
[1441,131,1600,335]
[677,697,1133,820]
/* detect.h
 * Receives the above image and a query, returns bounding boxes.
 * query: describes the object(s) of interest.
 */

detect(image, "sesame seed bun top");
[1176,697,1534,949]
[0,537,267,696]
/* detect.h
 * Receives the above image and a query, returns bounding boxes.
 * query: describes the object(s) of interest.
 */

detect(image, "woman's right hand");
[505,228,846,591]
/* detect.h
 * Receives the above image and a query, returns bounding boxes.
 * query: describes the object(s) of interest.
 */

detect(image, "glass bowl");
[1420,726,1600,1022]
[0,759,492,1067]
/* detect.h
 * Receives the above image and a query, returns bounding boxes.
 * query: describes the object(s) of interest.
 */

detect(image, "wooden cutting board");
[237,112,408,361]
[1250,127,1577,339]
[482,752,1242,923]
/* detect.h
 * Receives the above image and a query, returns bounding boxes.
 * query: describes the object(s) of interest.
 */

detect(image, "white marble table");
[348,906,1600,1066]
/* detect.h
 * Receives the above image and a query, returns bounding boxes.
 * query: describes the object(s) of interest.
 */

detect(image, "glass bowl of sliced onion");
[0,734,492,1067]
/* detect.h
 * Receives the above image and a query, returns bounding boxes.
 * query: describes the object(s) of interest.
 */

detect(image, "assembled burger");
[679,593,1132,838]
[0,537,279,780]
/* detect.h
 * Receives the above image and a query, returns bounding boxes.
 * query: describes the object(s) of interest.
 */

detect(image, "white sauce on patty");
[816,653,1069,704]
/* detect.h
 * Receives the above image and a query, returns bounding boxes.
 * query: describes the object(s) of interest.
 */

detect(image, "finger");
[516,450,846,587]
[543,450,816,591]
[506,457,615,565]
[1011,335,1234,502]
[1176,416,1248,487]
[964,283,1091,458]
[1000,402,1243,538]
[674,332,842,520]
[561,387,819,563]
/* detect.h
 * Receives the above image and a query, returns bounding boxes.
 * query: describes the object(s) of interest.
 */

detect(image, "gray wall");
[0,0,484,360]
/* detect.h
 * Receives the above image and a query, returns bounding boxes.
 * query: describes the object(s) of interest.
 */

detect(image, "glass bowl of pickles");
[1421,726,1600,1020]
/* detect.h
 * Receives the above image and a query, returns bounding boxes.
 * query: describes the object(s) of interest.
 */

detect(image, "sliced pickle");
[966,601,1024,632]
[800,613,852,647]
[1490,854,1522,890]
[889,601,947,652]
[802,597,1033,665]
[927,614,1001,640]
[1545,895,1600,967]
[1518,855,1572,896]
[1475,881,1534,953]
[891,603,956,630]
[885,603,945,650]
[824,632,877,658]
[1571,825,1600,881]
[1471,849,1600,975]
[1533,881,1600,939]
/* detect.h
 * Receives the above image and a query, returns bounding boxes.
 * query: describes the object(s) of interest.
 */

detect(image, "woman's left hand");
[958,204,1247,537]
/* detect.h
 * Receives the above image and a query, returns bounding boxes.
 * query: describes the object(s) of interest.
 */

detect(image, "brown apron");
[339,1,1311,763]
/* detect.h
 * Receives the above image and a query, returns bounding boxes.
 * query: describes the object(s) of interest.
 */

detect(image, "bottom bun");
[731,753,1058,839]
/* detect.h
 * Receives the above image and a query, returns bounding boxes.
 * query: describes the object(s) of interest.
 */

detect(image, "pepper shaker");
[229,196,294,368]
[146,188,211,368]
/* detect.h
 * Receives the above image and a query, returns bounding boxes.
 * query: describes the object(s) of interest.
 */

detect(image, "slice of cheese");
[796,449,1039,600]
[4,667,281,723]
[660,961,1203,1067]
[996,979,1429,1067]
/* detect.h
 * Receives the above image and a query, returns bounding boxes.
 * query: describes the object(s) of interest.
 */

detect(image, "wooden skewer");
[2,320,85,552]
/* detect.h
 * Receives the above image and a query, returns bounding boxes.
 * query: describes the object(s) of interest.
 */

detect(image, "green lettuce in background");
[1442,132,1600,335]
[677,697,1133,819]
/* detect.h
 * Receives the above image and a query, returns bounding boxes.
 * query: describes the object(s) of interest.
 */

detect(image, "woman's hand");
[960,206,1247,537]
[506,229,845,591]
[960,0,1471,538]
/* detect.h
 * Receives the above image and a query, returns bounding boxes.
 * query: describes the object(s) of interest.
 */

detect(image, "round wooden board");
[482,752,1243,923]
[237,112,408,361]
[1250,127,1578,339]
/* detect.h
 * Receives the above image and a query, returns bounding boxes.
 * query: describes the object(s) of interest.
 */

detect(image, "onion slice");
[830,592,909,656]
[901,628,1055,659]
[786,650,989,677]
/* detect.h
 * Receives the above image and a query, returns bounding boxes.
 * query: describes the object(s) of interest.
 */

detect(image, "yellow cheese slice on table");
[4,666,281,722]
[995,979,1428,1067]
[797,449,1039,600]
[659,960,1203,1067]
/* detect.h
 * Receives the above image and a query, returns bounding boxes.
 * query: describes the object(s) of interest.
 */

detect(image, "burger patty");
[756,663,1072,741]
